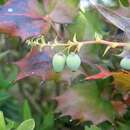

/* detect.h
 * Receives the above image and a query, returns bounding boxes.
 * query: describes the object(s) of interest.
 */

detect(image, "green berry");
[101,0,118,7]
[52,53,66,72]
[120,56,130,70]
[66,52,81,71]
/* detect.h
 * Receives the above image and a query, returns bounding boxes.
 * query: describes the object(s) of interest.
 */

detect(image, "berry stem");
[26,36,128,52]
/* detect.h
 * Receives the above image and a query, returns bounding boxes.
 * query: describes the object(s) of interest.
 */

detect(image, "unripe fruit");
[101,0,117,8]
[52,53,66,72]
[120,56,130,70]
[66,52,81,71]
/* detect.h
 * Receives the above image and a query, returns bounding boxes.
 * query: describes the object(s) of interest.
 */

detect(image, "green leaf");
[0,0,5,4]
[120,0,129,6]
[0,51,10,60]
[68,10,107,40]
[7,65,18,84]
[17,119,35,130]
[66,0,79,7]
[6,119,15,130]
[42,103,55,130]
[0,65,17,89]
[0,92,10,103]
[0,71,11,89]
[98,122,113,130]
[85,125,101,130]
[0,111,6,130]
[43,112,55,130]
[117,122,130,130]
[22,100,32,120]
[1,100,21,121]
[68,11,88,40]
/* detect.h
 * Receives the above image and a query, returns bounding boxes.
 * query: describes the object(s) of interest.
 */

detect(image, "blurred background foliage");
[0,0,130,130]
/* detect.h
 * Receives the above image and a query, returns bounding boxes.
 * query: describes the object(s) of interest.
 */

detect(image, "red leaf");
[124,96,130,105]
[85,66,112,80]
[0,0,50,40]
[14,47,53,81]
[112,101,127,117]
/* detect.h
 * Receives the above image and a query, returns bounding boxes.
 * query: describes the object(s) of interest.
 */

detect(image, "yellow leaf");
[112,71,130,91]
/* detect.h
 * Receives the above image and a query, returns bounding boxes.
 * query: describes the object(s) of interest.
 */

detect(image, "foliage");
[85,125,101,130]
[55,82,116,124]
[0,0,130,130]
[0,111,35,130]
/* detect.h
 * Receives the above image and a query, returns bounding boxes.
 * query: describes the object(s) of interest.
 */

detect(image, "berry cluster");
[52,52,81,72]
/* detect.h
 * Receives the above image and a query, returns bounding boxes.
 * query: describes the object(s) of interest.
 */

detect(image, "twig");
[81,39,126,47]
[45,39,127,48]
[27,36,128,52]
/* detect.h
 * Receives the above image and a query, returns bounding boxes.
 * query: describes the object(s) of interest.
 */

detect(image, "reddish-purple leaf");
[43,0,79,24]
[55,82,116,124]
[112,101,127,117]
[85,66,112,80]
[14,47,53,81]
[0,0,50,40]
[124,96,130,105]
[90,0,130,38]
[49,2,73,24]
